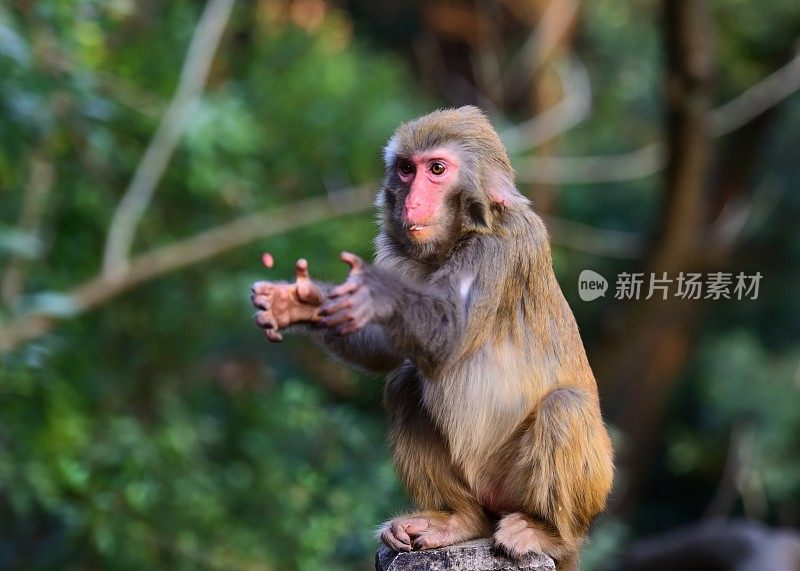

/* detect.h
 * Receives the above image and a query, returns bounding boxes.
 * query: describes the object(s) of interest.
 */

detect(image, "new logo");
[578,270,608,302]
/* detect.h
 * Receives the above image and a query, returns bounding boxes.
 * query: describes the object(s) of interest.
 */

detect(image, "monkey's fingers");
[319,294,354,317]
[265,329,283,342]
[262,252,274,268]
[384,523,413,550]
[380,517,432,552]
[381,529,412,552]
[251,294,270,311]
[340,251,365,275]
[390,522,411,544]
[328,280,359,299]
[334,304,371,335]
[294,258,310,281]
[251,281,274,295]
[294,259,325,305]
[256,311,284,342]
[402,518,432,534]
[255,310,278,330]
[319,306,354,328]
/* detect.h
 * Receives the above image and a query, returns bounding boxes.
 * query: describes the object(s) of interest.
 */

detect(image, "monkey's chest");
[421,362,533,483]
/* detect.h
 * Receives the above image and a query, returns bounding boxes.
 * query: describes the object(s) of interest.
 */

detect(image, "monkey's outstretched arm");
[320,252,466,376]
[251,258,402,373]
[304,324,403,374]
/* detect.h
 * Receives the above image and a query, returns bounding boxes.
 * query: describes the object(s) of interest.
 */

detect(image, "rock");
[375,539,556,571]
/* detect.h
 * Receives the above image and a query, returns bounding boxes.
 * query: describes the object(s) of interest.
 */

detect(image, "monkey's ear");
[487,173,527,209]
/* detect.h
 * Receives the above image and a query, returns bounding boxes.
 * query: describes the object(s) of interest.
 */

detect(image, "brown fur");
[373,107,613,569]
[252,106,614,570]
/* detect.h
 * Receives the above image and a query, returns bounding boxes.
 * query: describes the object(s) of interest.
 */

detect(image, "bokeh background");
[1,0,799,569]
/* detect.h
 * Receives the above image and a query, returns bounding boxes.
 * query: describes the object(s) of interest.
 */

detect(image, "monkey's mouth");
[407,224,436,241]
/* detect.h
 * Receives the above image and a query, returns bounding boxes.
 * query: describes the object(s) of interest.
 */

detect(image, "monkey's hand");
[251,258,325,342]
[318,252,394,336]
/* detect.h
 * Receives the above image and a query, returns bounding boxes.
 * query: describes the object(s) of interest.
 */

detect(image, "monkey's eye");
[398,160,415,177]
[430,162,446,176]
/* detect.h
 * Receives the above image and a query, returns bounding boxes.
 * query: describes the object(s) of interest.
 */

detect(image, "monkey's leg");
[379,369,492,552]
[493,387,613,569]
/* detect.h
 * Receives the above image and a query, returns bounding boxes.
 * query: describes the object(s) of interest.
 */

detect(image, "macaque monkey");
[251,106,613,570]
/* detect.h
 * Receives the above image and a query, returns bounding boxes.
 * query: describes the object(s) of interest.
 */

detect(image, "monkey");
[250,106,614,571]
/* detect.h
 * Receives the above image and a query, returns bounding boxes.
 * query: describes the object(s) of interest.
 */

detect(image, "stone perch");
[376,539,556,571]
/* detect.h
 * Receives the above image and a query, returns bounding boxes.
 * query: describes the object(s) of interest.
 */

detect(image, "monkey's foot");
[494,513,565,559]
[379,513,471,552]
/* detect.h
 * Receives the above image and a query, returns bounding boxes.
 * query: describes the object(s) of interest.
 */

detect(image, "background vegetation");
[0,0,798,569]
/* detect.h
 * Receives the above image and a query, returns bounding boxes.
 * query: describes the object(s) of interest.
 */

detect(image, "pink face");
[396,147,460,242]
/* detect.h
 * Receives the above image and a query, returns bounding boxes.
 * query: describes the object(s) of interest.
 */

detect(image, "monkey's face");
[391,147,462,245]
[380,106,524,256]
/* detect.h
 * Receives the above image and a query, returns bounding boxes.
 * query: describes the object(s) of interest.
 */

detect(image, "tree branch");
[710,47,800,136]
[1,151,54,306]
[501,55,592,152]
[102,0,236,278]
[502,0,580,100]
[513,47,800,185]
[709,176,786,251]
[0,181,646,350]
[704,422,755,520]
[516,142,666,184]
[544,215,643,258]
[0,186,373,352]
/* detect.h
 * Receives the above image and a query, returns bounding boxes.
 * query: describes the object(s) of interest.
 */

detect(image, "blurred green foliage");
[0,0,799,569]
[0,1,419,568]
